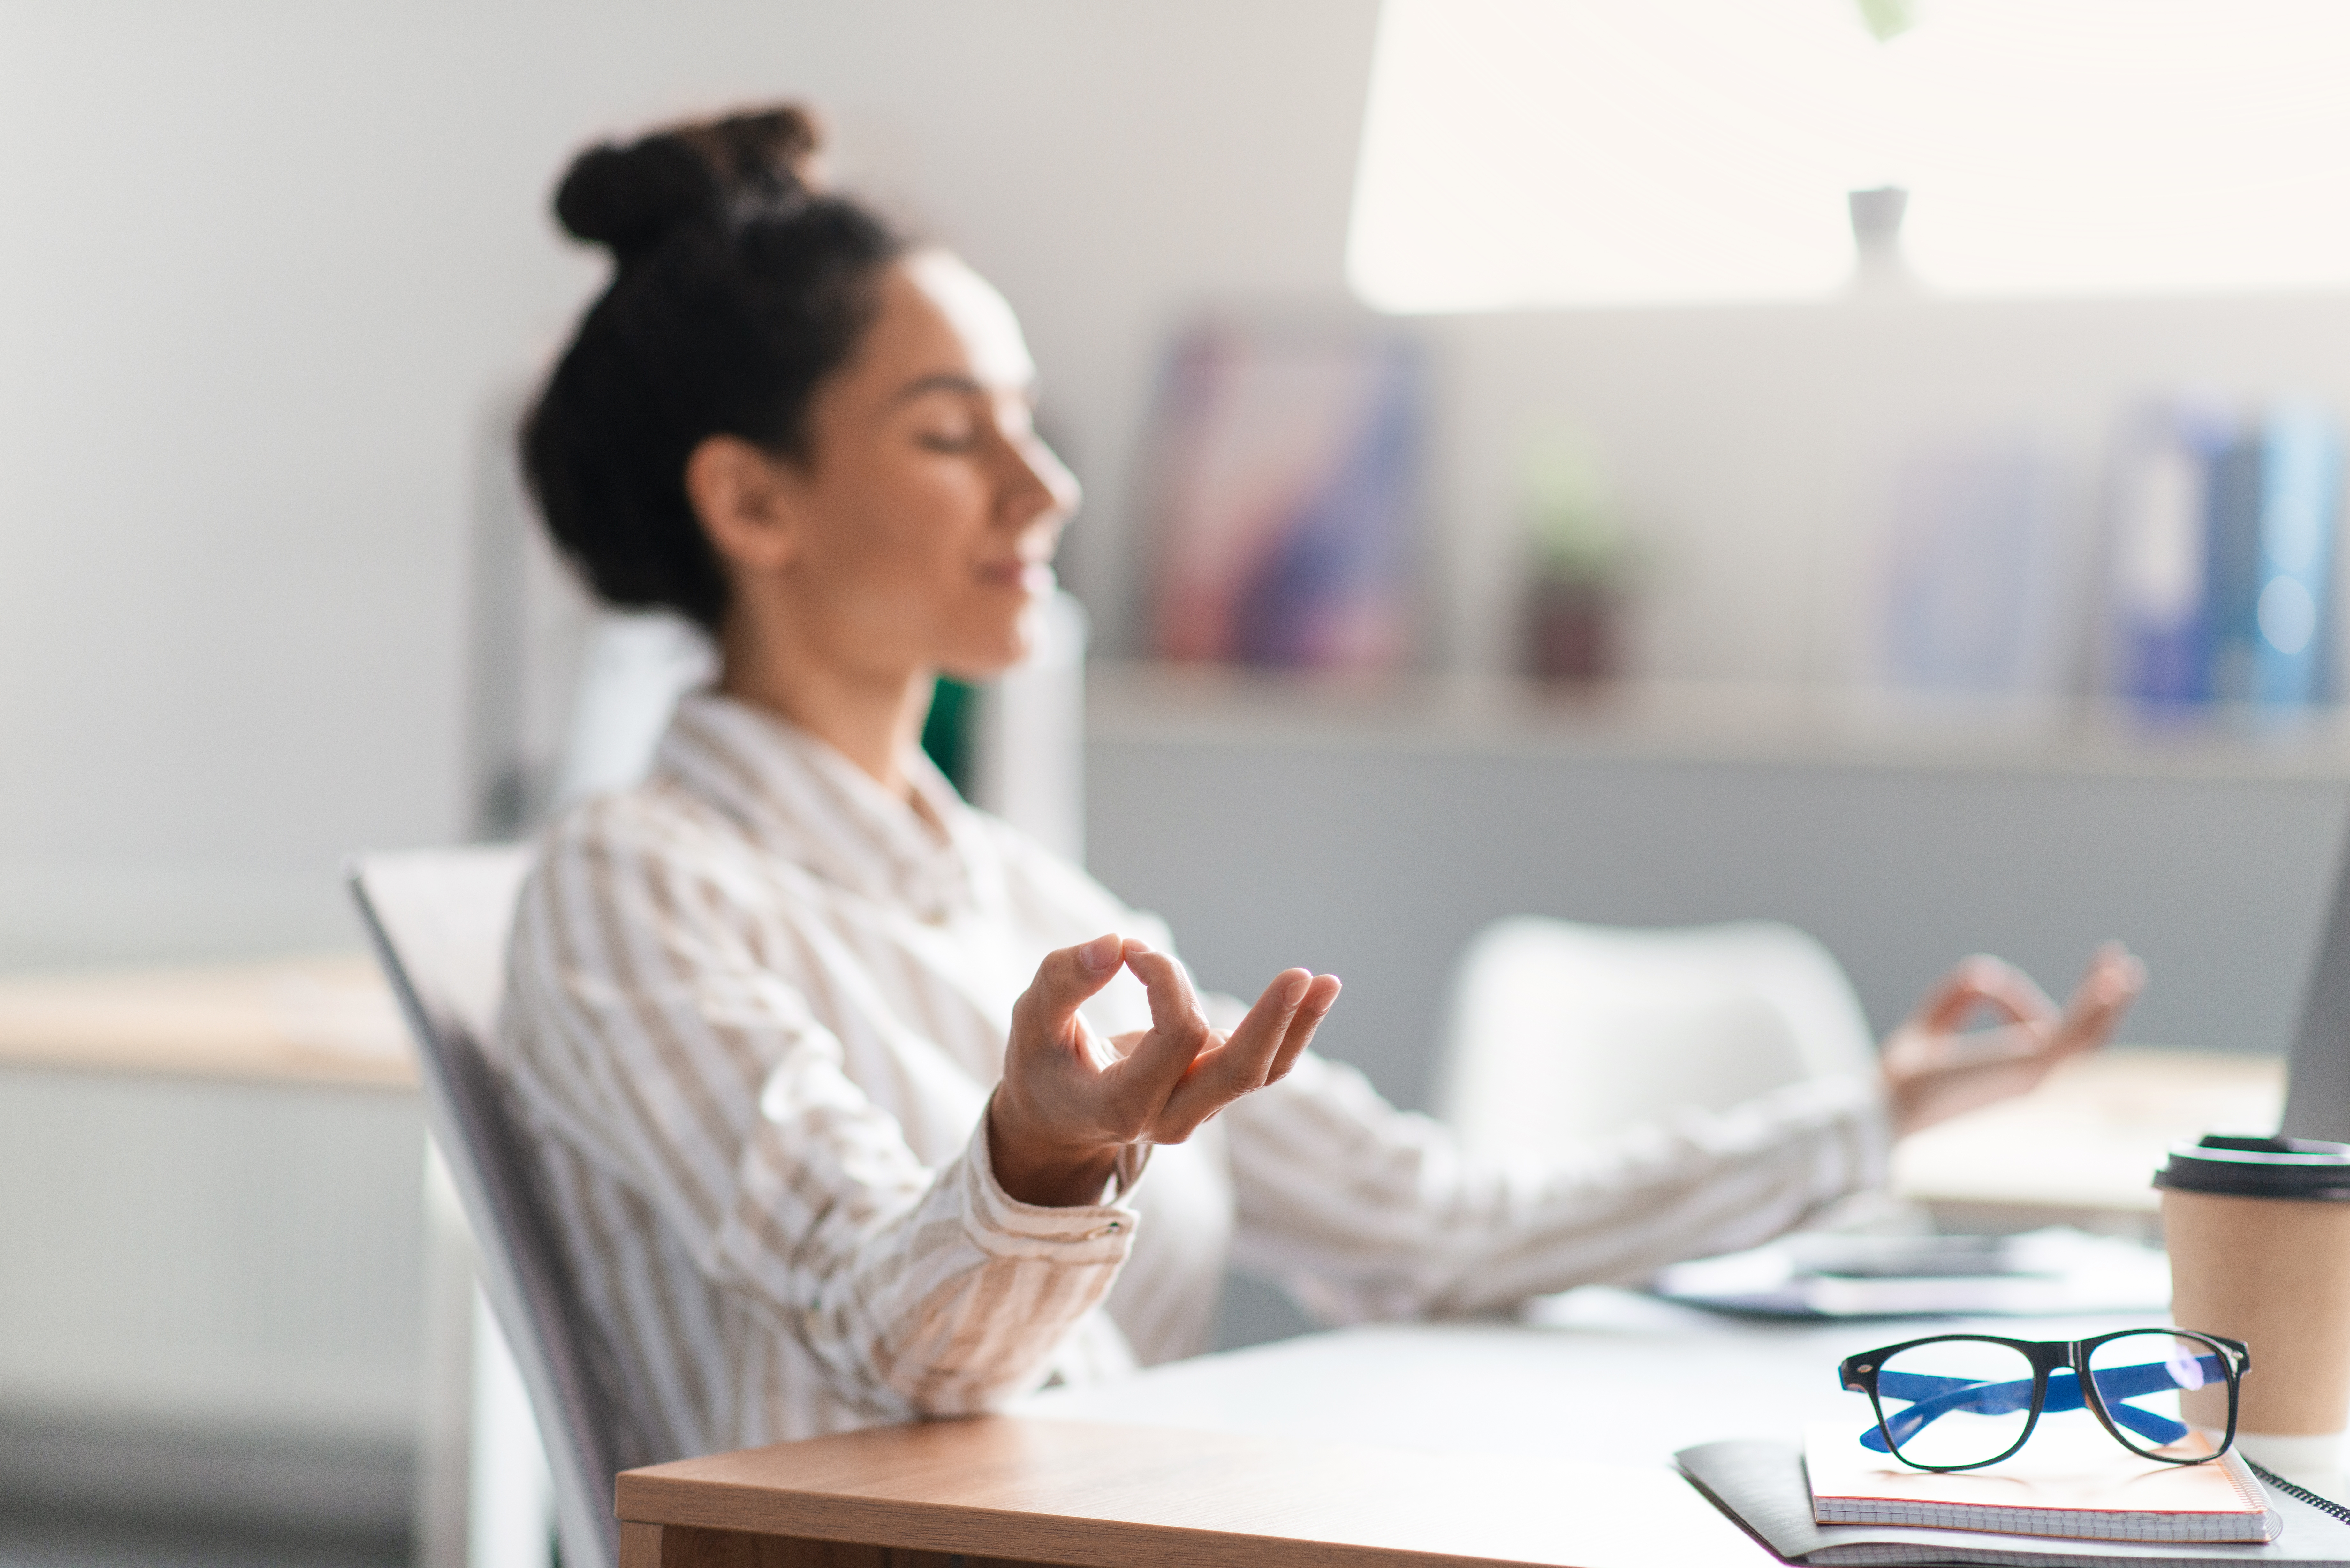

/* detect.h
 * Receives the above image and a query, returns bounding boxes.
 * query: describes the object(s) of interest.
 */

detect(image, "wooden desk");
[606,1039,2280,1568]
[0,952,413,1088]
[1890,1046,2283,1229]
[613,1300,2139,1567]
[614,1413,1775,1567]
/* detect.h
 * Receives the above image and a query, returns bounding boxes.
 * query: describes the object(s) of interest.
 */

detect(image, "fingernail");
[1124,937,1154,956]
[1079,935,1120,971]
[1281,971,1309,1005]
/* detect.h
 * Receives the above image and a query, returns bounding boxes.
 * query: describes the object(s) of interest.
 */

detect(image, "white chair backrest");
[349,847,625,1568]
[1430,917,1876,1162]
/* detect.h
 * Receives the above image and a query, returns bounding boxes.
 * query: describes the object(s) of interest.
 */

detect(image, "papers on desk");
[1651,1228,2173,1319]
[1680,1439,2350,1566]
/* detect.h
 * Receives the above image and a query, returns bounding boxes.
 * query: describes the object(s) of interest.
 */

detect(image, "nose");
[1003,428,1081,538]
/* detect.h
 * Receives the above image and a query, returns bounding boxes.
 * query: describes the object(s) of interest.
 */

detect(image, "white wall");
[0,0,1381,968]
[14,0,2350,976]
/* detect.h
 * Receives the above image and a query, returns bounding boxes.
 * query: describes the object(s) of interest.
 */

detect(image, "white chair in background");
[350,848,626,1568]
[1429,917,1877,1164]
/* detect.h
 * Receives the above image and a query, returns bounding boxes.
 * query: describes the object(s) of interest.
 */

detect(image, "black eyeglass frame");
[1838,1328,2251,1473]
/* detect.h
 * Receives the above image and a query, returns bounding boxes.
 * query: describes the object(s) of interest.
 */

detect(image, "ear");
[684,434,804,575]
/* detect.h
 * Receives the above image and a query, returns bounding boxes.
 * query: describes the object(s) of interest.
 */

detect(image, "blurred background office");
[5,0,2350,1563]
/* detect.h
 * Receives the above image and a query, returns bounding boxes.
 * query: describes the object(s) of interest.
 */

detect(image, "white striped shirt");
[496,690,1888,1464]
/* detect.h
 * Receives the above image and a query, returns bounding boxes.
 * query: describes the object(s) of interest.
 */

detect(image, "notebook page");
[1805,1421,2274,1542]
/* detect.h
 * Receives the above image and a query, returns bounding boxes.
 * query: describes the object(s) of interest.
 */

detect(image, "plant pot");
[1525,577,1617,684]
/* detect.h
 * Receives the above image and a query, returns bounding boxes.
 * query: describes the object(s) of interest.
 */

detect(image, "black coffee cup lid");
[2155,1133,2350,1201]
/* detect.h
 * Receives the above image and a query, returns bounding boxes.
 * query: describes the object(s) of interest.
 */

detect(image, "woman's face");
[758,250,1080,682]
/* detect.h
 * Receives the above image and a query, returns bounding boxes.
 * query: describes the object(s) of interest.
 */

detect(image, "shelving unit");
[1082,661,2344,1120]
[1088,662,2350,784]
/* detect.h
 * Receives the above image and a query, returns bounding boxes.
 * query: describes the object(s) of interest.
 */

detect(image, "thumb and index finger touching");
[1911,954,2059,1036]
[1027,934,1344,1125]
[1108,941,1222,1107]
[1014,932,1134,1046]
[1903,943,2147,1066]
[1017,933,1213,1087]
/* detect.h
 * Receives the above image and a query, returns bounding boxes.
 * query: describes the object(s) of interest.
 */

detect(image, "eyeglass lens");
[2083,1331,2229,1459]
[1871,1336,2038,1468]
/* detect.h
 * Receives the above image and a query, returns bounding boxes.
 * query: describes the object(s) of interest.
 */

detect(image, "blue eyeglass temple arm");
[1858,1356,2224,1453]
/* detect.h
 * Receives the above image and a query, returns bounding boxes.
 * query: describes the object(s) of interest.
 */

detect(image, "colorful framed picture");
[1142,323,1422,668]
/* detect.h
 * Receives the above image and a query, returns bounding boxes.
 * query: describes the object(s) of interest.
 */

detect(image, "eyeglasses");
[1838,1329,2250,1472]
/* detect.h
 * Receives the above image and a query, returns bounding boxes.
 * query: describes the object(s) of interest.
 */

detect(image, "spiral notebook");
[1804,1421,2278,1543]
[1679,1439,2350,1568]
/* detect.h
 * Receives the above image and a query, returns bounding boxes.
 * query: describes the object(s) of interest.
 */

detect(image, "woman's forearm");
[1223,1056,1888,1323]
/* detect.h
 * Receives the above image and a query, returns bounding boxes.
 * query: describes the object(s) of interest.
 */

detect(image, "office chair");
[350,848,628,1568]
[1429,917,1876,1163]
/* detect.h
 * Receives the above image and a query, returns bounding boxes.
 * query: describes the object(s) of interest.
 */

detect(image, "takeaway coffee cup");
[2158,1133,2350,1476]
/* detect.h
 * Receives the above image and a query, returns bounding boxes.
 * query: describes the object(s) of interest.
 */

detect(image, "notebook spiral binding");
[2246,1459,2350,1527]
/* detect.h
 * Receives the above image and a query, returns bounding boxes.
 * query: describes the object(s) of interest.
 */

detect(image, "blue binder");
[2251,405,2344,710]
[2110,408,2228,706]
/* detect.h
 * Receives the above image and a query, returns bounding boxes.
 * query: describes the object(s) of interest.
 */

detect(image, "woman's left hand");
[1882,942,2146,1139]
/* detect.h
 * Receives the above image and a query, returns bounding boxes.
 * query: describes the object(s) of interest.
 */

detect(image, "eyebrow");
[887,372,1035,407]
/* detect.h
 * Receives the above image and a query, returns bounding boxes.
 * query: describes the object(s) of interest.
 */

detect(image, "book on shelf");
[2108,407,2228,706]
[1871,435,2073,698]
[1680,1437,2350,1567]
[2104,402,2345,713]
[2202,428,2267,704]
[2250,406,2343,708]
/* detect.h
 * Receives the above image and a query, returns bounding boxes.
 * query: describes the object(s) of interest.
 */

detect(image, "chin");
[939,604,1039,681]
[939,636,1030,683]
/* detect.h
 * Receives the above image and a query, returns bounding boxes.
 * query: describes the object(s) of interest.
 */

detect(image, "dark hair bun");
[526,102,901,635]
[553,106,825,269]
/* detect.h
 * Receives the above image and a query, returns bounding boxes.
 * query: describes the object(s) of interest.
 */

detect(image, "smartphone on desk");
[1651,1227,2170,1318]
[1785,1233,2039,1279]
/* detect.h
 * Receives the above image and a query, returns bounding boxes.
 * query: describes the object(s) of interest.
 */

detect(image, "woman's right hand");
[988,934,1342,1207]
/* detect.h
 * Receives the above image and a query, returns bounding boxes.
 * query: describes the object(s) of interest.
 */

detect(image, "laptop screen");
[2284,827,2350,1142]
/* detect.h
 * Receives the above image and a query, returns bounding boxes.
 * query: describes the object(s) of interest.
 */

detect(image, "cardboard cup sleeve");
[2159,1134,2350,1437]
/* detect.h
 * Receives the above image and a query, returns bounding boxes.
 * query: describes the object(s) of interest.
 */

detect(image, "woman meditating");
[498,105,2144,1466]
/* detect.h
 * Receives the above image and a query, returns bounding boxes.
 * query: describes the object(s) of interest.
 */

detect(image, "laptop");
[2284,833,2350,1142]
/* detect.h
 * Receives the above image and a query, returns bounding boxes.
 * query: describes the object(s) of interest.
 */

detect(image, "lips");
[978,560,1056,595]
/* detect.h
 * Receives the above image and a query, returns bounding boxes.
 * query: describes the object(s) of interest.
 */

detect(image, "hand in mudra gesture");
[1882,942,2146,1138]
[989,934,1342,1206]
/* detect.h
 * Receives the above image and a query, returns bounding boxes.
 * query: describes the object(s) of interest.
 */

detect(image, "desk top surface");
[623,1304,2156,1566]
[0,953,413,1089]
[619,1413,1776,1568]
[1891,1047,2280,1216]
[1022,1291,2150,1470]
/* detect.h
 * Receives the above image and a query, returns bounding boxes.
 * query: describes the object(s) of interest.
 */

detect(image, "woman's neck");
[717,622,932,803]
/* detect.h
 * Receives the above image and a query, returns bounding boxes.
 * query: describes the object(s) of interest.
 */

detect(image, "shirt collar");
[652,690,982,921]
